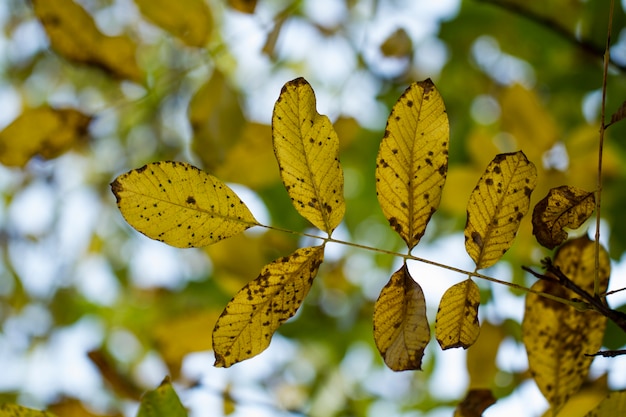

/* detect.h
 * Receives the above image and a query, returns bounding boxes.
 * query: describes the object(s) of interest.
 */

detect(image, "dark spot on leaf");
[485,178,493,186]
[493,166,501,174]
[186,196,196,204]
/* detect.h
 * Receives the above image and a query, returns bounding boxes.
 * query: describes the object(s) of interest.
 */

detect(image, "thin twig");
[595,0,614,296]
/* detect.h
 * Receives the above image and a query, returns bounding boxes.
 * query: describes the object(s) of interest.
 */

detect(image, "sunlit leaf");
[137,377,187,417]
[0,404,57,417]
[111,161,258,248]
[532,185,595,249]
[464,151,537,269]
[435,279,480,349]
[467,321,505,388]
[0,107,91,167]
[373,264,430,371]
[134,0,212,47]
[228,0,257,14]
[272,78,345,235]
[585,391,626,417]
[523,236,610,413]
[33,0,142,81]
[189,70,246,171]
[609,101,626,127]
[376,79,449,249]
[213,245,324,367]
[453,389,496,417]
[380,28,413,58]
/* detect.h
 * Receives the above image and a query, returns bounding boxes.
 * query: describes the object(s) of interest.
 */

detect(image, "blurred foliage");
[1,0,626,416]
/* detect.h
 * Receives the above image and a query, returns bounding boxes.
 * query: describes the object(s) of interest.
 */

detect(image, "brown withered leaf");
[454,389,497,417]
[532,185,595,249]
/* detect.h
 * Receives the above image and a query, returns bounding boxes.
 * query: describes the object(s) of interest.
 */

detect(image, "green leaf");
[136,377,187,417]
[0,404,57,417]
[272,77,345,235]
[111,161,258,248]
[375,79,449,250]
[213,245,324,367]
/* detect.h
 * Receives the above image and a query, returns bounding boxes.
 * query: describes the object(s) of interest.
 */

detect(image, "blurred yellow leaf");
[373,264,430,371]
[532,186,595,249]
[134,0,212,47]
[523,236,610,413]
[215,123,279,189]
[189,70,246,171]
[137,377,187,417]
[213,245,324,367]
[272,78,345,235]
[585,390,626,417]
[0,404,57,417]
[223,384,236,415]
[33,0,142,81]
[0,107,90,167]
[153,309,221,376]
[376,79,449,250]
[465,151,537,269]
[111,161,258,248]
[228,0,257,14]
[467,321,505,389]
[380,28,413,58]
[435,278,480,349]
[49,399,123,417]
[541,374,608,417]
[453,389,496,417]
[441,165,483,217]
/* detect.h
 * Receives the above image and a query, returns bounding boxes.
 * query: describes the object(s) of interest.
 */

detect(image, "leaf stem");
[596,0,614,296]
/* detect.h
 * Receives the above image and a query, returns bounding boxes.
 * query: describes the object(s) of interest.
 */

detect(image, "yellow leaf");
[532,186,595,249]
[435,278,480,349]
[0,404,57,417]
[49,399,123,417]
[523,236,610,413]
[0,107,90,167]
[376,79,449,250]
[380,28,413,58]
[228,0,257,14]
[213,245,324,367]
[467,321,505,389]
[585,391,626,417]
[215,123,279,189]
[373,264,430,371]
[189,70,246,171]
[541,375,607,417]
[464,151,537,269]
[453,389,496,417]
[111,161,258,248]
[134,0,212,47]
[272,78,345,235]
[33,0,142,82]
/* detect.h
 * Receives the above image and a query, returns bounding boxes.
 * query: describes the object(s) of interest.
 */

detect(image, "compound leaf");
[0,404,56,417]
[435,278,480,349]
[523,236,610,413]
[585,391,626,417]
[111,161,258,248]
[0,107,90,167]
[33,0,142,81]
[272,78,345,235]
[134,0,212,47]
[373,264,430,371]
[465,151,537,269]
[136,377,187,417]
[213,245,324,367]
[532,186,595,249]
[376,79,449,250]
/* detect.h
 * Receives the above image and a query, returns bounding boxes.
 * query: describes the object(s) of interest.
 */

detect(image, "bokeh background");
[2,0,626,416]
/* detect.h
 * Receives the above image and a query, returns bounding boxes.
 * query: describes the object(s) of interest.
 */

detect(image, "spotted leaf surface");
[134,0,212,47]
[272,78,345,235]
[373,264,430,371]
[532,185,595,249]
[111,161,258,248]
[33,0,142,81]
[376,79,449,250]
[137,377,187,417]
[435,278,480,349]
[213,245,324,367]
[464,151,537,269]
[523,236,610,414]
[585,391,626,417]
[0,404,56,417]
[0,107,90,167]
